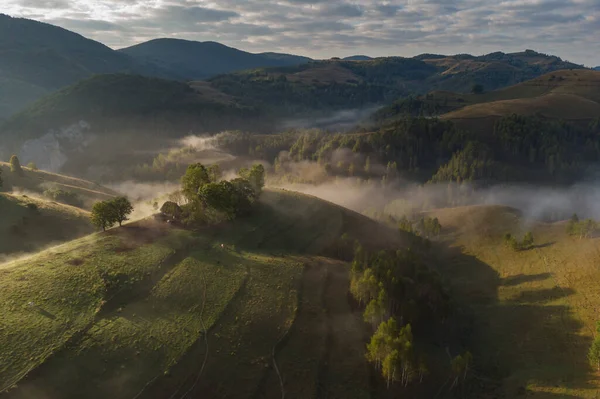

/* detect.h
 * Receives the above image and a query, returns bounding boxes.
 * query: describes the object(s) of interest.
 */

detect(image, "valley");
[0,9,600,399]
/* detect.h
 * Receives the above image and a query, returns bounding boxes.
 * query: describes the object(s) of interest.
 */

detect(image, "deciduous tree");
[90,201,116,231]
[110,197,134,226]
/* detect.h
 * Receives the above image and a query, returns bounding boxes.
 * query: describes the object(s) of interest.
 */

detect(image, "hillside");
[425,204,600,397]
[421,49,585,92]
[0,193,93,257]
[0,162,117,206]
[373,70,600,125]
[0,162,115,255]
[441,69,600,121]
[0,74,273,176]
[0,189,411,398]
[0,14,175,118]
[119,39,311,80]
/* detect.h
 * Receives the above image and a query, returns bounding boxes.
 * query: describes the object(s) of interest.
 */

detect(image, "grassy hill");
[119,39,311,80]
[0,163,117,256]
[440,69,600,122]
[426,204,600,397]
[0,162,117,207]
[0,189,408,398]
[0,193,93,257]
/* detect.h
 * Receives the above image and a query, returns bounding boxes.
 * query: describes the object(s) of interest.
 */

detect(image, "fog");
[280,106,379,131]
[274,178,600,223]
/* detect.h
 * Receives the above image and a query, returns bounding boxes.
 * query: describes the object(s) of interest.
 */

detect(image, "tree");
[207,164,221,182]
[160,201,182,220]
[181,163,211,202]
[367,318,415,387]
[9,155,23,175]
[450,351,473,390]
[239,164,265,194]
[26,162,38,170]
[471,84,484,94]
[90,201,116,231]
[522,231,534,249]
[109,197,133,226]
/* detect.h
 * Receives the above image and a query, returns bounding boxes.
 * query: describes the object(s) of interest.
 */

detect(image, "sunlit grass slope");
[429,204,600,397]
[0,162,117,207]
[1,189,395,399]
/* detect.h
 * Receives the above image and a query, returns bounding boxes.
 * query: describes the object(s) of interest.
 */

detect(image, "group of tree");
[218,113,600,188]
[566,214,598,239]
[396,215,442,238]
[163,162,265,225]
[503,232,535,251]
[349,244,453,387]
[90,197,134,231]
[348,243,476,393]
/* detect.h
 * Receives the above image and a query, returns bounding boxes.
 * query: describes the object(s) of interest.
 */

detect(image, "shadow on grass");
[507,286,576,304]
[434,243,596,397]
[501,272,552,286]
[532,241,556,249]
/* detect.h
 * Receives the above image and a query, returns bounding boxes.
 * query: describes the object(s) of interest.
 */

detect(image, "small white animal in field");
[220,244,224,249]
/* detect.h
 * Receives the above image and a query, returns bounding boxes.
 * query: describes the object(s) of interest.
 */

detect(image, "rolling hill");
[440,69,600,122]
[0,189,411,398]
[119,39,311,80]
[0,162,118,256]
[426,204,600,397]
[0,193,93,257]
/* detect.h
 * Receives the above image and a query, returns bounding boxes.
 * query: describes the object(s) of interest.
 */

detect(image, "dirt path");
[318,261,371,399]
[255,259,328,399]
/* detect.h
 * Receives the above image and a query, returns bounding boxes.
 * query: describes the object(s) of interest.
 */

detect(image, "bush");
[43,188,83,208]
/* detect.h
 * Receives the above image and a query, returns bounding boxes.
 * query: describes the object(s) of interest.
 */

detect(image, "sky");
[4,0,600,67]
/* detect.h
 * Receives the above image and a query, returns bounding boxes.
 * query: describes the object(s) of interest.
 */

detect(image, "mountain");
[419,49,585,92]
[118,39,311,80]
[0,14,175,118]
[343,55,373,61]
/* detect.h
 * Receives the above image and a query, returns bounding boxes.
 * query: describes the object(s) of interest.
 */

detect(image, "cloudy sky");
[4,0,600,66]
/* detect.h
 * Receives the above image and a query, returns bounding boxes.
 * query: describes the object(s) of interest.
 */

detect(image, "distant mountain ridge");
[343,55,373,61]
[118,39,312,80]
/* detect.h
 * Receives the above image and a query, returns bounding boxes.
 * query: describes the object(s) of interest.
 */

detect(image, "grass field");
[0,193,93,257]
[0,189,385,399]
[429,205,600,397]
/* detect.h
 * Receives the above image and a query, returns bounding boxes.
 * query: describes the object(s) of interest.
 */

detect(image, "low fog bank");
[280,106,379,132]
[106,180,180,221]
[274,179,600,222]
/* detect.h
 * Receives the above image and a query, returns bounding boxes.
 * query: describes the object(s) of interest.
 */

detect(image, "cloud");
[3,0,598,66]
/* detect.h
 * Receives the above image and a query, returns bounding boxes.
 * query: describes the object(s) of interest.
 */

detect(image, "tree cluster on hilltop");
[162,162,265,225]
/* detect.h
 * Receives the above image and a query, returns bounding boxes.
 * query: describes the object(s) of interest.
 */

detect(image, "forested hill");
[207,52,586,115]
[119,39,312,80]
[0,74,272,150]
[0,14,176,118]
